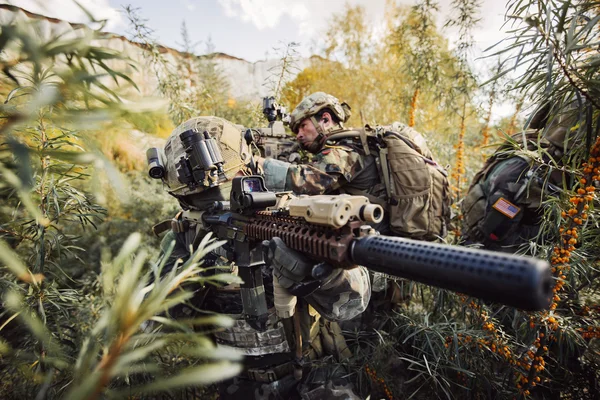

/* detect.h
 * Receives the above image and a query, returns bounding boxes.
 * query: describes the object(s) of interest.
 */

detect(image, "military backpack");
[461,131,566,251]
[328,123,451,241]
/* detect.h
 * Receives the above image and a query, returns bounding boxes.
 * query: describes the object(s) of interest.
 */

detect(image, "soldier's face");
[296,118,319,147]
[296,113,334,149]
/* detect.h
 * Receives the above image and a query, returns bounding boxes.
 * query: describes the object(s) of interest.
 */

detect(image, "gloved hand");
[263,237,332,297]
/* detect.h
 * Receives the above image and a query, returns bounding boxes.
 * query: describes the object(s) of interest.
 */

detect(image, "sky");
[2,0,514,64]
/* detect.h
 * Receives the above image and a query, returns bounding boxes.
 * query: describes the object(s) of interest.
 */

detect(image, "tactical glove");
[263,237,333,297]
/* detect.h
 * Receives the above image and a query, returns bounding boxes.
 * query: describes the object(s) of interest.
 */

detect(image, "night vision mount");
[146,129,227,190]
[244,96,290,146]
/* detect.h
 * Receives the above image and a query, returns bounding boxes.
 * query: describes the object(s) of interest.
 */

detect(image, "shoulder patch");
[492,197,521,219]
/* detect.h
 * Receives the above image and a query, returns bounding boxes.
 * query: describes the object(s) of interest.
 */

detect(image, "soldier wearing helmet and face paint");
[148,116,369,400]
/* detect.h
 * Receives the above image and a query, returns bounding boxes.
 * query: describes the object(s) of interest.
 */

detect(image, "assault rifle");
[244,97,300,162]
[184,176,552,327]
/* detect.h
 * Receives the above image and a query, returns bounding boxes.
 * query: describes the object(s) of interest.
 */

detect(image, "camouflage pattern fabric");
[461,128,569,252]
[461,156,553,252]
[305,266,370,322]
[157,229,366,399]
[262,140,389,232]
[160,230,370,323]
[263,143,382,195]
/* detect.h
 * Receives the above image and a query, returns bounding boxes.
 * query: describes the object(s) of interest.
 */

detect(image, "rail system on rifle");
[182,176,553,328]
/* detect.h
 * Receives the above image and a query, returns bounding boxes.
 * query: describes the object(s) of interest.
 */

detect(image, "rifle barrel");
[350,235,552,311]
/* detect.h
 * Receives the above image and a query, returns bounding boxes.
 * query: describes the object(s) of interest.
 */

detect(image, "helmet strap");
[299,116,327,153]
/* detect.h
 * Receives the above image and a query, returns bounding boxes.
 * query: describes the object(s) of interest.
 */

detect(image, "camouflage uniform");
[152,116,369,400]
[263,93,391,233]
[264,93,438,320]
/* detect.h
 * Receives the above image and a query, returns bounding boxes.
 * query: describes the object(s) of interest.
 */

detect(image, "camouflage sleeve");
[304,266,371,321]
[262,147,363,195]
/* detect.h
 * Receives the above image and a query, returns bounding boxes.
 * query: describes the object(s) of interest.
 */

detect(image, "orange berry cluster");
[365,364,393,400]
[516,137,600,397]
[444,332,513,362]
[551,139,600,310]
[452,124,467,201]
[450,297,516,367]
[577,326,600,340]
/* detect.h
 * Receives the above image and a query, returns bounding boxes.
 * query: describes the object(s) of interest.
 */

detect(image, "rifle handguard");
[351,235,552,311]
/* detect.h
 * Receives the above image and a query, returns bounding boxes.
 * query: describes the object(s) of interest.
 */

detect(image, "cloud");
[182,0,196,12]
[3,0,124,31]
[217,0,391,40]
[218,0,309,30]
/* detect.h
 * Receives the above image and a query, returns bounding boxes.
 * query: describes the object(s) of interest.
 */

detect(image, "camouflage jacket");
[263,140,383,195]
[262,138,389,232]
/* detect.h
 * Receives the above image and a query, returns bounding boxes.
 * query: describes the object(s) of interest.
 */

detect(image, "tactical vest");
[461,131,566,252]
[327,123,451,241]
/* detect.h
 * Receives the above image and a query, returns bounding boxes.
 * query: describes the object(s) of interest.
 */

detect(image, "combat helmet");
[146,116,251,210]
[289,92,351,134]
[289,92,352,153]
[530,101,584,153]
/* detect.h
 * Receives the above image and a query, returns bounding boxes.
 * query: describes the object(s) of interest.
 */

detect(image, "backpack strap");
[341,186,387,206]
[379,147,393,200]
[327,128,374,156]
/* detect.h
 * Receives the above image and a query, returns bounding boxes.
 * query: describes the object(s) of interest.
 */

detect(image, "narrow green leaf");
[127,361,243,395]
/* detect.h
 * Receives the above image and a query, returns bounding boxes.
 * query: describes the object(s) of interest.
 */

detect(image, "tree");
[394,0,443,128]
[445,0,482,203]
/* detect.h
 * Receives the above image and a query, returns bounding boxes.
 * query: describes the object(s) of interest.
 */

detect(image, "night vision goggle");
[146,129,227,189]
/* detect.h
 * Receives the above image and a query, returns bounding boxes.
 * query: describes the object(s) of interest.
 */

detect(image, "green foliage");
[0,6,240,399]
[343,1,600,399]
[122,109,174,137]
[264,41,301,102]
[283,1,600,399]
[281,1,483,178]
[124,7,257,127]
[124,6,200,125]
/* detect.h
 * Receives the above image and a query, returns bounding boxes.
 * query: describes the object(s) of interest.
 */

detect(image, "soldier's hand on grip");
[263,237,332,296]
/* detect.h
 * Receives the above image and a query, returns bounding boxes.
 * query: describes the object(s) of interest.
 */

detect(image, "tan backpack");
[376,124,450,240]
[329,123,451,241]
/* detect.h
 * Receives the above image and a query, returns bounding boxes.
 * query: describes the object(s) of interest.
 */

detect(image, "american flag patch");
[492,197,521,219]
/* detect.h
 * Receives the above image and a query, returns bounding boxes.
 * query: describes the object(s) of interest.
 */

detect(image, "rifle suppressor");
[351,235,552,311]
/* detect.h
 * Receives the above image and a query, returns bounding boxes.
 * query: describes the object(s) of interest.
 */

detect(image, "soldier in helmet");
[461,104,583,252]
[149,116,369,399]
[256,92,391,233]
[256,92,445,314]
